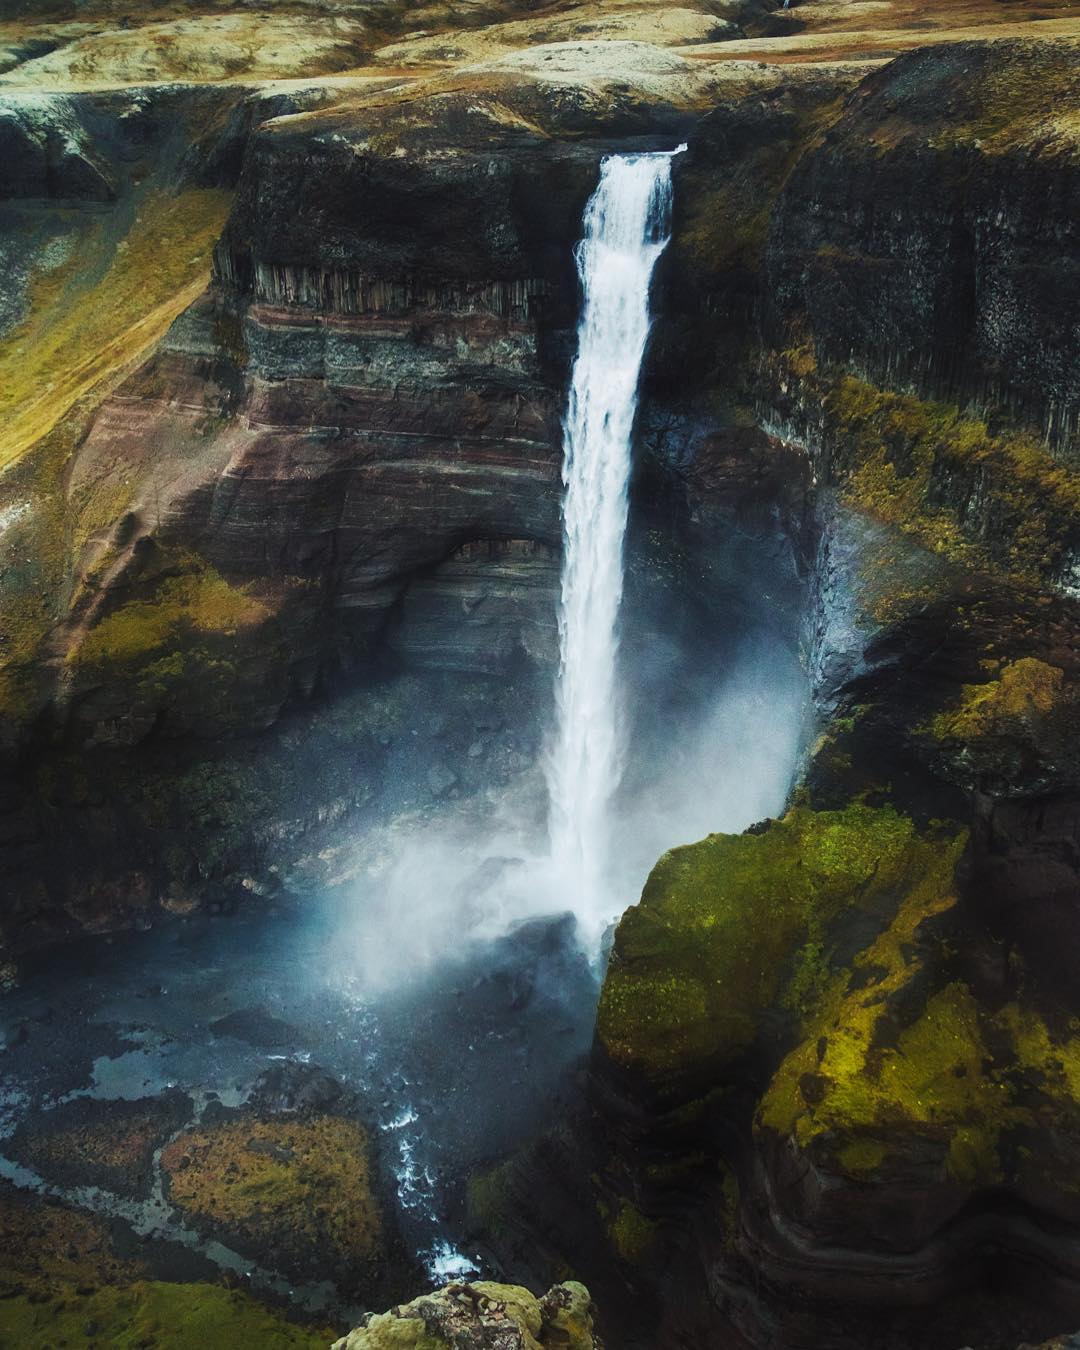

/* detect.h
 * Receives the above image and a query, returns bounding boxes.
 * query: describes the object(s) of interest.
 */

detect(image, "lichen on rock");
[333,1280,601,1350]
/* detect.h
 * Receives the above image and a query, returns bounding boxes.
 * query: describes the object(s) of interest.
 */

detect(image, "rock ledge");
[333,1280,600,1350]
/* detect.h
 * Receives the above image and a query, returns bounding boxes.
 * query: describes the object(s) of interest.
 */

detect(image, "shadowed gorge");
[1,1,1080,1348]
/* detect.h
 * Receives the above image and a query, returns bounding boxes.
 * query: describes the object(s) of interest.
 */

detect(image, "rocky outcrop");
[333,1280,600,1350]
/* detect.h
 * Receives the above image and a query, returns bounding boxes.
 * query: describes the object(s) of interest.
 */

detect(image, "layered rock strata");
[0,42,817,944]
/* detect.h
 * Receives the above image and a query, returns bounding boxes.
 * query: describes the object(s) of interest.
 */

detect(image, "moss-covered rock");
[596,803,967,1103]
[918,656,1080,796]
[765,358,1080,589]
[6,1090,192,1198]
[333,1280,600,1350]
[71,555,270,668]
[757,965,1080,1248]
[161,1115,384,1291]
[0,1180,146,1299]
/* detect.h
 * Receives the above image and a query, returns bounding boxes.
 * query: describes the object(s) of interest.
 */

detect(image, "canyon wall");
[1,21,1079,1350]
[0,47,813,945]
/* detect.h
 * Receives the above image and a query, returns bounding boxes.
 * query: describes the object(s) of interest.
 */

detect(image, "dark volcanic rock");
[209,1007,298,1050]
[766,40,1080,459]
[248,1061,354,1117]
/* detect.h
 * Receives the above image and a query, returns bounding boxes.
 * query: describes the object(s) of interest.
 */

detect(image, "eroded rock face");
[43,70,631,748]
[765,39,1080,459]
[43,36,831,750]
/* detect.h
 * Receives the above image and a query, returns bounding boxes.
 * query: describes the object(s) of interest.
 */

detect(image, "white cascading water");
[546,148,683,937]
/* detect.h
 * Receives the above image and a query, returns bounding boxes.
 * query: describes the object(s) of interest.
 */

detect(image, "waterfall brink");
[546,147,682,940]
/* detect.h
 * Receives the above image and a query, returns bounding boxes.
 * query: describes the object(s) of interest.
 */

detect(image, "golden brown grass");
[0,188,230,474]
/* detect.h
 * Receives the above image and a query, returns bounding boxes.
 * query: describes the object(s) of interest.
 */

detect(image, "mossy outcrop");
[161,1114,388,1294]
[6,1090,192,1198]
[597,804,966,1104]
[762,359,1080,595]
[333,1280,600,1350]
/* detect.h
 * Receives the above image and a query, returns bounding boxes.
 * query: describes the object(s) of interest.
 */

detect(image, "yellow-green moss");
[995,1003,1080,1111]
[0,1280,331,1349]
[609,1200,656,1266]
[0,188,231,472]
[161,1116,381,1271]
[758,876,1080,1192]
[925,40,1080,159]
[535,1281,596,1350]
[0,1183,145,1299]
[808,370,1080,581]
[71,557,268,667]
[597,803,965,1096]
[0,398,104,724]
[466,1159,517,1240]
[837,1138,888,1175]
[1,1165,329,1350]
[757,823,967,1139]
[68,464,137,561]
[782,938,832,1018]
[760,976,1013,1183]
[927,658,1065,742]
[338,1281,561,1350]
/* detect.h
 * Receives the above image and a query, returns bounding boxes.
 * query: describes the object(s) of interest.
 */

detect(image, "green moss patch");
[608,1199,656,1266]
[0,188,231,473]
[927,657,1065,742]
[0,1279,331,1349]
[161,1116,382,1279]
[806,370,1080,584]
[72,557,269,667]
[758,899,1080,1191]
[597,804,965,1100]
[0,1182,331,1348]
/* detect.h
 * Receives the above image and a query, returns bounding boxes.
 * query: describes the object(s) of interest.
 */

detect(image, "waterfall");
[546,147,682,937]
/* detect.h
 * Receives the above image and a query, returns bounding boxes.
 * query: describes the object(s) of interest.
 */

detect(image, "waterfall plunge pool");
[0,149,813,1336]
